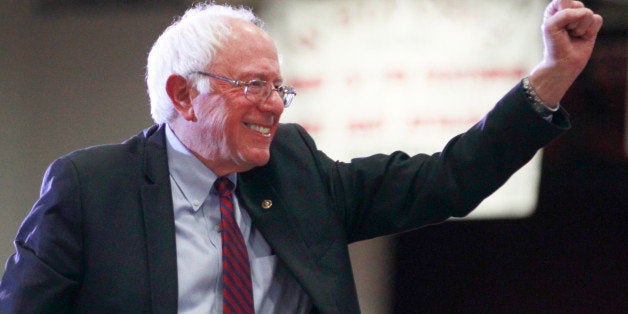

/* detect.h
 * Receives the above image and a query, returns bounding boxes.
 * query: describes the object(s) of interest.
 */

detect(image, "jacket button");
[261,199,273,210]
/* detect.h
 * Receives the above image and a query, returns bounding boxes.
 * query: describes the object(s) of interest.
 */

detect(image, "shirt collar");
[165,124,237,211]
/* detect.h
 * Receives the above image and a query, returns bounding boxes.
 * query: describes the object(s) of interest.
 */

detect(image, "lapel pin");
[261,199,273,210]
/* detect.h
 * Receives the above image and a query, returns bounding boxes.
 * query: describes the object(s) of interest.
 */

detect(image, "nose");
[257,90,284,115]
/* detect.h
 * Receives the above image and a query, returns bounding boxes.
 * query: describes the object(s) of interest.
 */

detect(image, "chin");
[252,155,271,167]
[241,150,271,169]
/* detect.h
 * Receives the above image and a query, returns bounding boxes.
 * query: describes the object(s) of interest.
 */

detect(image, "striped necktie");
[215,177,254,314]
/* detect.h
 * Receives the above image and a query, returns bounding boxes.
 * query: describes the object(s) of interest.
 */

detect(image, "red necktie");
[215,177,254,314]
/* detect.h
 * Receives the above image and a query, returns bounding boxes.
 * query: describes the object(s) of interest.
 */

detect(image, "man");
[0,0,602,313]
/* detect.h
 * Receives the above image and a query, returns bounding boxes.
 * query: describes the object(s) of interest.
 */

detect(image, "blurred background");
[0,0,625,312]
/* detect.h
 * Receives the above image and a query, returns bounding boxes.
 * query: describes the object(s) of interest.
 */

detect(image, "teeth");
[247,123,270,135]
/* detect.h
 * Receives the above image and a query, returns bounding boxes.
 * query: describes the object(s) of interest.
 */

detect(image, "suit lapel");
[140,125,179,313]
[237,165,336,310]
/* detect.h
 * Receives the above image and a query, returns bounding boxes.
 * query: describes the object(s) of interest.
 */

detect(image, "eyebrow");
[237,70,283,83]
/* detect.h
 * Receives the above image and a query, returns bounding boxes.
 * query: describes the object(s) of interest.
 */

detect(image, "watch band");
[522,77,559,119]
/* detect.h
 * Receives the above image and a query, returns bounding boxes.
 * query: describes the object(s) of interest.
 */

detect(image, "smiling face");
[170,19,285,176]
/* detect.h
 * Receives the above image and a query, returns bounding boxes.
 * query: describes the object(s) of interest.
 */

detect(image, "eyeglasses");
[190,71,296,108]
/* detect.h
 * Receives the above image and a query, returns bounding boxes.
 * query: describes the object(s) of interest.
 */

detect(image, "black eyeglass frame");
[190,71,296,108]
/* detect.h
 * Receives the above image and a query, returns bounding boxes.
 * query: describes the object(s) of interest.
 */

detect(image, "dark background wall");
[393,7,627,311]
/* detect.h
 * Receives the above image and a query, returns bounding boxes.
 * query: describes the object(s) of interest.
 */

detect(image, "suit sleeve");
[0,157,83,313]
[327,82,570,243]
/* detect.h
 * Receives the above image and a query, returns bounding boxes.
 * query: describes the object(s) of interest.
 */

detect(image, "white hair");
[146,3,264,124]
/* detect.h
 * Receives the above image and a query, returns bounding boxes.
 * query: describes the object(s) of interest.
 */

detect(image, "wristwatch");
[522,76,559,119]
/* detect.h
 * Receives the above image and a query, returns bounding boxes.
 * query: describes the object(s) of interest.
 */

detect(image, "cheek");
[194,97,230,145]
[195,95,226,125]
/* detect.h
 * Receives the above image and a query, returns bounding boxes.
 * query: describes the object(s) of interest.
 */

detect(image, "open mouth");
[245,123,271,136]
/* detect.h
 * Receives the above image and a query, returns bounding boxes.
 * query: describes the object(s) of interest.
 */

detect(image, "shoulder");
[275,123,311,141]
[65,124,160,161]
[272,123,318,153]
[48,124,165,182]
[269,123,330,167]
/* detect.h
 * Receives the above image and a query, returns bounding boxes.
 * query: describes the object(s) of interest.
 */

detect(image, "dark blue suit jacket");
[0,83,569,313]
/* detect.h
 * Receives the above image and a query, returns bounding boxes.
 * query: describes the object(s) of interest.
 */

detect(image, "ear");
[166,74,196,121]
